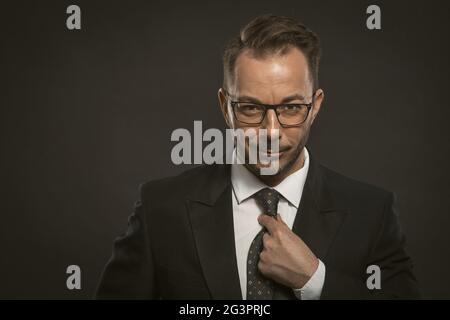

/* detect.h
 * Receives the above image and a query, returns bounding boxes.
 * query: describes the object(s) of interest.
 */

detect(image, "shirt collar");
[231,147,310,208]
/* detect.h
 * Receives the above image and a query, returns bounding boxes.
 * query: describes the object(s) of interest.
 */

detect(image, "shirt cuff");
[292,259,326,300]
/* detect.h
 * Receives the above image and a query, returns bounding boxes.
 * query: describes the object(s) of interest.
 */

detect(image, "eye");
[239,104,262,113]
[281,105,300,111]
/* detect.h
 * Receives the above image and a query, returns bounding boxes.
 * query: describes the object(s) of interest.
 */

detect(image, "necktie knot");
[254,188,280,217]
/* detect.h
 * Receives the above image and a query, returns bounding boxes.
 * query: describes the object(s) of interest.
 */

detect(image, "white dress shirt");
[230,147,326,300]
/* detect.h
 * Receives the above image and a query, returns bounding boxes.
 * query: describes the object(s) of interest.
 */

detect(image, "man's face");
[219,47,324,181]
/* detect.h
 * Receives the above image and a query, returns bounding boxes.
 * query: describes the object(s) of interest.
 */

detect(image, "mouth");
[261,147,289,158]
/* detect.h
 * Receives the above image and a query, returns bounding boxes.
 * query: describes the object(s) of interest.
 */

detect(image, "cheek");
[282,128,306,146]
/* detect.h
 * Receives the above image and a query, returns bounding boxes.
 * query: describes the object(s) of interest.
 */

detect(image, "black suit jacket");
[96,155,420,299]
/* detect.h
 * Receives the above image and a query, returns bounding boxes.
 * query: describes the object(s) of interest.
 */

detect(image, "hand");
[257,214,319,289]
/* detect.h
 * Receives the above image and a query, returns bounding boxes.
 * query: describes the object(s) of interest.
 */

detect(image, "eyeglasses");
[224,89,316,127]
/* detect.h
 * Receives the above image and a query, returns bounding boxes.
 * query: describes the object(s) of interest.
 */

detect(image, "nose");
[260,109,282,141]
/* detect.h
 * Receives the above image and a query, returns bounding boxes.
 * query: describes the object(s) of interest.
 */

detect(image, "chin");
[248,158,289,177]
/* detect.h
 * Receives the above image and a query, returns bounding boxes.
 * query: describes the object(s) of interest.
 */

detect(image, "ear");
[218,88,233,128]
[310,88,324,124]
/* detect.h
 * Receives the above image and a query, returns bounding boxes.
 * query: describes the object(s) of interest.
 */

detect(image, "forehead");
[232,47,311,97]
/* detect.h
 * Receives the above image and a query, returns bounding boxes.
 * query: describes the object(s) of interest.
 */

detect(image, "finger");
[257,260,265,274]
[262,232,271,247]
[259,249,268,263]
[258,214,279,234]
[276,214,288,227]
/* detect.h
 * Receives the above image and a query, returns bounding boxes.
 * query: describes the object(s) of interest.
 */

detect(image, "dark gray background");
[1,0,449,299]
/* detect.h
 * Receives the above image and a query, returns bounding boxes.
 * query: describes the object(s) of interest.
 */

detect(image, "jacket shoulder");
[139,164,227,200]
[319,164,394,205]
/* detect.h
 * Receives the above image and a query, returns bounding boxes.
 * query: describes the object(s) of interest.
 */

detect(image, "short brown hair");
[222,14,321,91]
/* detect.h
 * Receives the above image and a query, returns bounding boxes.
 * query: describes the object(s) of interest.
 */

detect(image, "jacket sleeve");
[95,184,157,299]
[321,192,421,299]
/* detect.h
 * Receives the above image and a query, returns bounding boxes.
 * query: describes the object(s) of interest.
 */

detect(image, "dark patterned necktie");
[246,188,280,300]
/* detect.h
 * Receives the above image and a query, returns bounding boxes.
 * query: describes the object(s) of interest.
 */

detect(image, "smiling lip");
[263,148,289,156]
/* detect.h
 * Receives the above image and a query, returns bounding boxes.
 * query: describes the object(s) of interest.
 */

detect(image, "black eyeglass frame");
[223,89,317,128]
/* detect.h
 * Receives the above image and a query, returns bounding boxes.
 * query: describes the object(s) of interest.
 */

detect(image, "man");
[96,14,420,299]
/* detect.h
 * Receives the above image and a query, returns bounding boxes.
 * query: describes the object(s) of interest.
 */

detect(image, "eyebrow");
[236,93,306,103]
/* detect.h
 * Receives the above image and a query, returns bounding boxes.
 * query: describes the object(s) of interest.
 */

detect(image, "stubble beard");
[245,127,311,184]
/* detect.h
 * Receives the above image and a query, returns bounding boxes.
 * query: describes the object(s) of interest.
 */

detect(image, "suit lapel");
[186,165,242,299]
[185,157,348,300]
